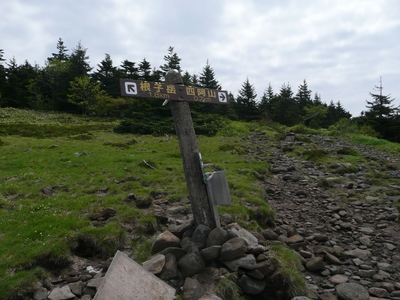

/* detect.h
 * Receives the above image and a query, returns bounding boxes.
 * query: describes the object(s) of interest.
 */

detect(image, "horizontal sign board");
[120,79,228,105]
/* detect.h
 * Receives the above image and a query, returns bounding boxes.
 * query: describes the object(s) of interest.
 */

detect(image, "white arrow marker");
[125,82,137,95]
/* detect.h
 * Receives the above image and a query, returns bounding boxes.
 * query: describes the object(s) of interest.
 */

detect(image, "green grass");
[270,244,308,298]
[0,109,280,299]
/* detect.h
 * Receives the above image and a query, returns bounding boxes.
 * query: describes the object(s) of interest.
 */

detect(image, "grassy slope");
[0,108,276,298]
[1,109,399,299]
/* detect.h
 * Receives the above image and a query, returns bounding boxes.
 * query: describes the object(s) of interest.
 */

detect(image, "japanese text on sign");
[120,79,228,105]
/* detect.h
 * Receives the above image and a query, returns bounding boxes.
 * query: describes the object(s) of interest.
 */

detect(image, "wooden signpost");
[120,70,229,229]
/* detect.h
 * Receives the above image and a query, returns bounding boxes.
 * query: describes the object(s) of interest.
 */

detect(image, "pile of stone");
[141,221,300,299]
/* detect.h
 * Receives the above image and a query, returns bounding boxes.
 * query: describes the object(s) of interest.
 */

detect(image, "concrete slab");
[93,251,176,300]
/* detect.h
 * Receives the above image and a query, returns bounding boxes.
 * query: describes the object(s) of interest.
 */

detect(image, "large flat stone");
[93,251,175,300]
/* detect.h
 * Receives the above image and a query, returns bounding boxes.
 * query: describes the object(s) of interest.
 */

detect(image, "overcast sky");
[1,0,399,117]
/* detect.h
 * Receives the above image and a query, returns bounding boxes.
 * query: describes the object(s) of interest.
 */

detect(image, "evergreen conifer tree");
[160,46,181,76]
[199,60,220,89]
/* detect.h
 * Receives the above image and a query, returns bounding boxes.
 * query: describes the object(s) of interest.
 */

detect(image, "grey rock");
[254,259,276,277]
[142,253,165,274]
[220,237,247,261]
[206,227,228,247]
[358,269,376,278]
[159,246,187,260]
[151,231,181,254]
[262,229,279,240]
[238,274,266,295]
[159,253,178,280]
[336,283,369,300]
[48,286,76,300]
[222,254,257,272]
[377,262,392,271]
[178,251,206,277]
[200,245,221,262]
[383,242,397,251]
[286,234,304,244]
[324,251,341,265]
[238,228,258,246]
[342,248,371,260]
[314,233,329,242]
[358,236,371,247]
[358,226,374,234]
[68,281,83,296]
[192,224,211,246]
[368,287,391,298]
[182,277,205,300]
[329,274,348,284]
[33,286,48,300]
[306,256,324,271]
[86,277,103,289]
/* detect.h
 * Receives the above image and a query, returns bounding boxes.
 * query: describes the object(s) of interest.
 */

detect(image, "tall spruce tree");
[295,79,313,116]
[1,58,37,108]
[160,46,182,76]
[138,58,152,81]
[92,53,120,97]
[69,41,92,78]
[0,48,6,102]
[199,60,220,89]
[274,83,300,126]
[119,60,139,79]
[259,83,276,119]
[365,77,397,119]
[365,77,397,140]
[235,78,259,121]
[50,38,69,62]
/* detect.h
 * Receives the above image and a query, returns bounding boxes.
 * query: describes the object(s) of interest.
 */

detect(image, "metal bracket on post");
[198,151,232,227]
[198,151,208,185]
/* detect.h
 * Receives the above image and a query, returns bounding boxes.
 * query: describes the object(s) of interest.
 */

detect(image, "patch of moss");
[215,273,247,300]
[303,148,328,161]
[336,147,360,156]
[295,135,313,143]
[218,144,246,155]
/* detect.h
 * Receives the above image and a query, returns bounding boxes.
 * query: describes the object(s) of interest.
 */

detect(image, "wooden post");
[165,70,216,229]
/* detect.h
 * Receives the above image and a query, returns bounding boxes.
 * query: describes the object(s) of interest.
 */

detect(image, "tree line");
[0,39,398,141]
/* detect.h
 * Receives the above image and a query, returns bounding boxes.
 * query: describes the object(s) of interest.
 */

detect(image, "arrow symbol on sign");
[127,85,136,93]
[218,92,226,102]
[125,82,138,95]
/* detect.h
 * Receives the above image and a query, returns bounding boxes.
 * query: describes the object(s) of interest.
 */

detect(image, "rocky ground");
[259,132,400,299]
[29,132,400,300]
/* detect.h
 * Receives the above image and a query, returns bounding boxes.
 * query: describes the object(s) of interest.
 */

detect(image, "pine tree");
[119,60,139,79]
[199,60,220,89]
[365,77,397,119]
[274,83,300,126]
[365,77,397,140]
[258,83,276,119]
[138,58,152,81]
[2,58,39,108]
[0,48,6,102]
[160,46,182,76]
[69,41,92,78]
[295,79,313,115]
[92,53,120,97]
[50,38,69,61]
[235,78,259,121]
